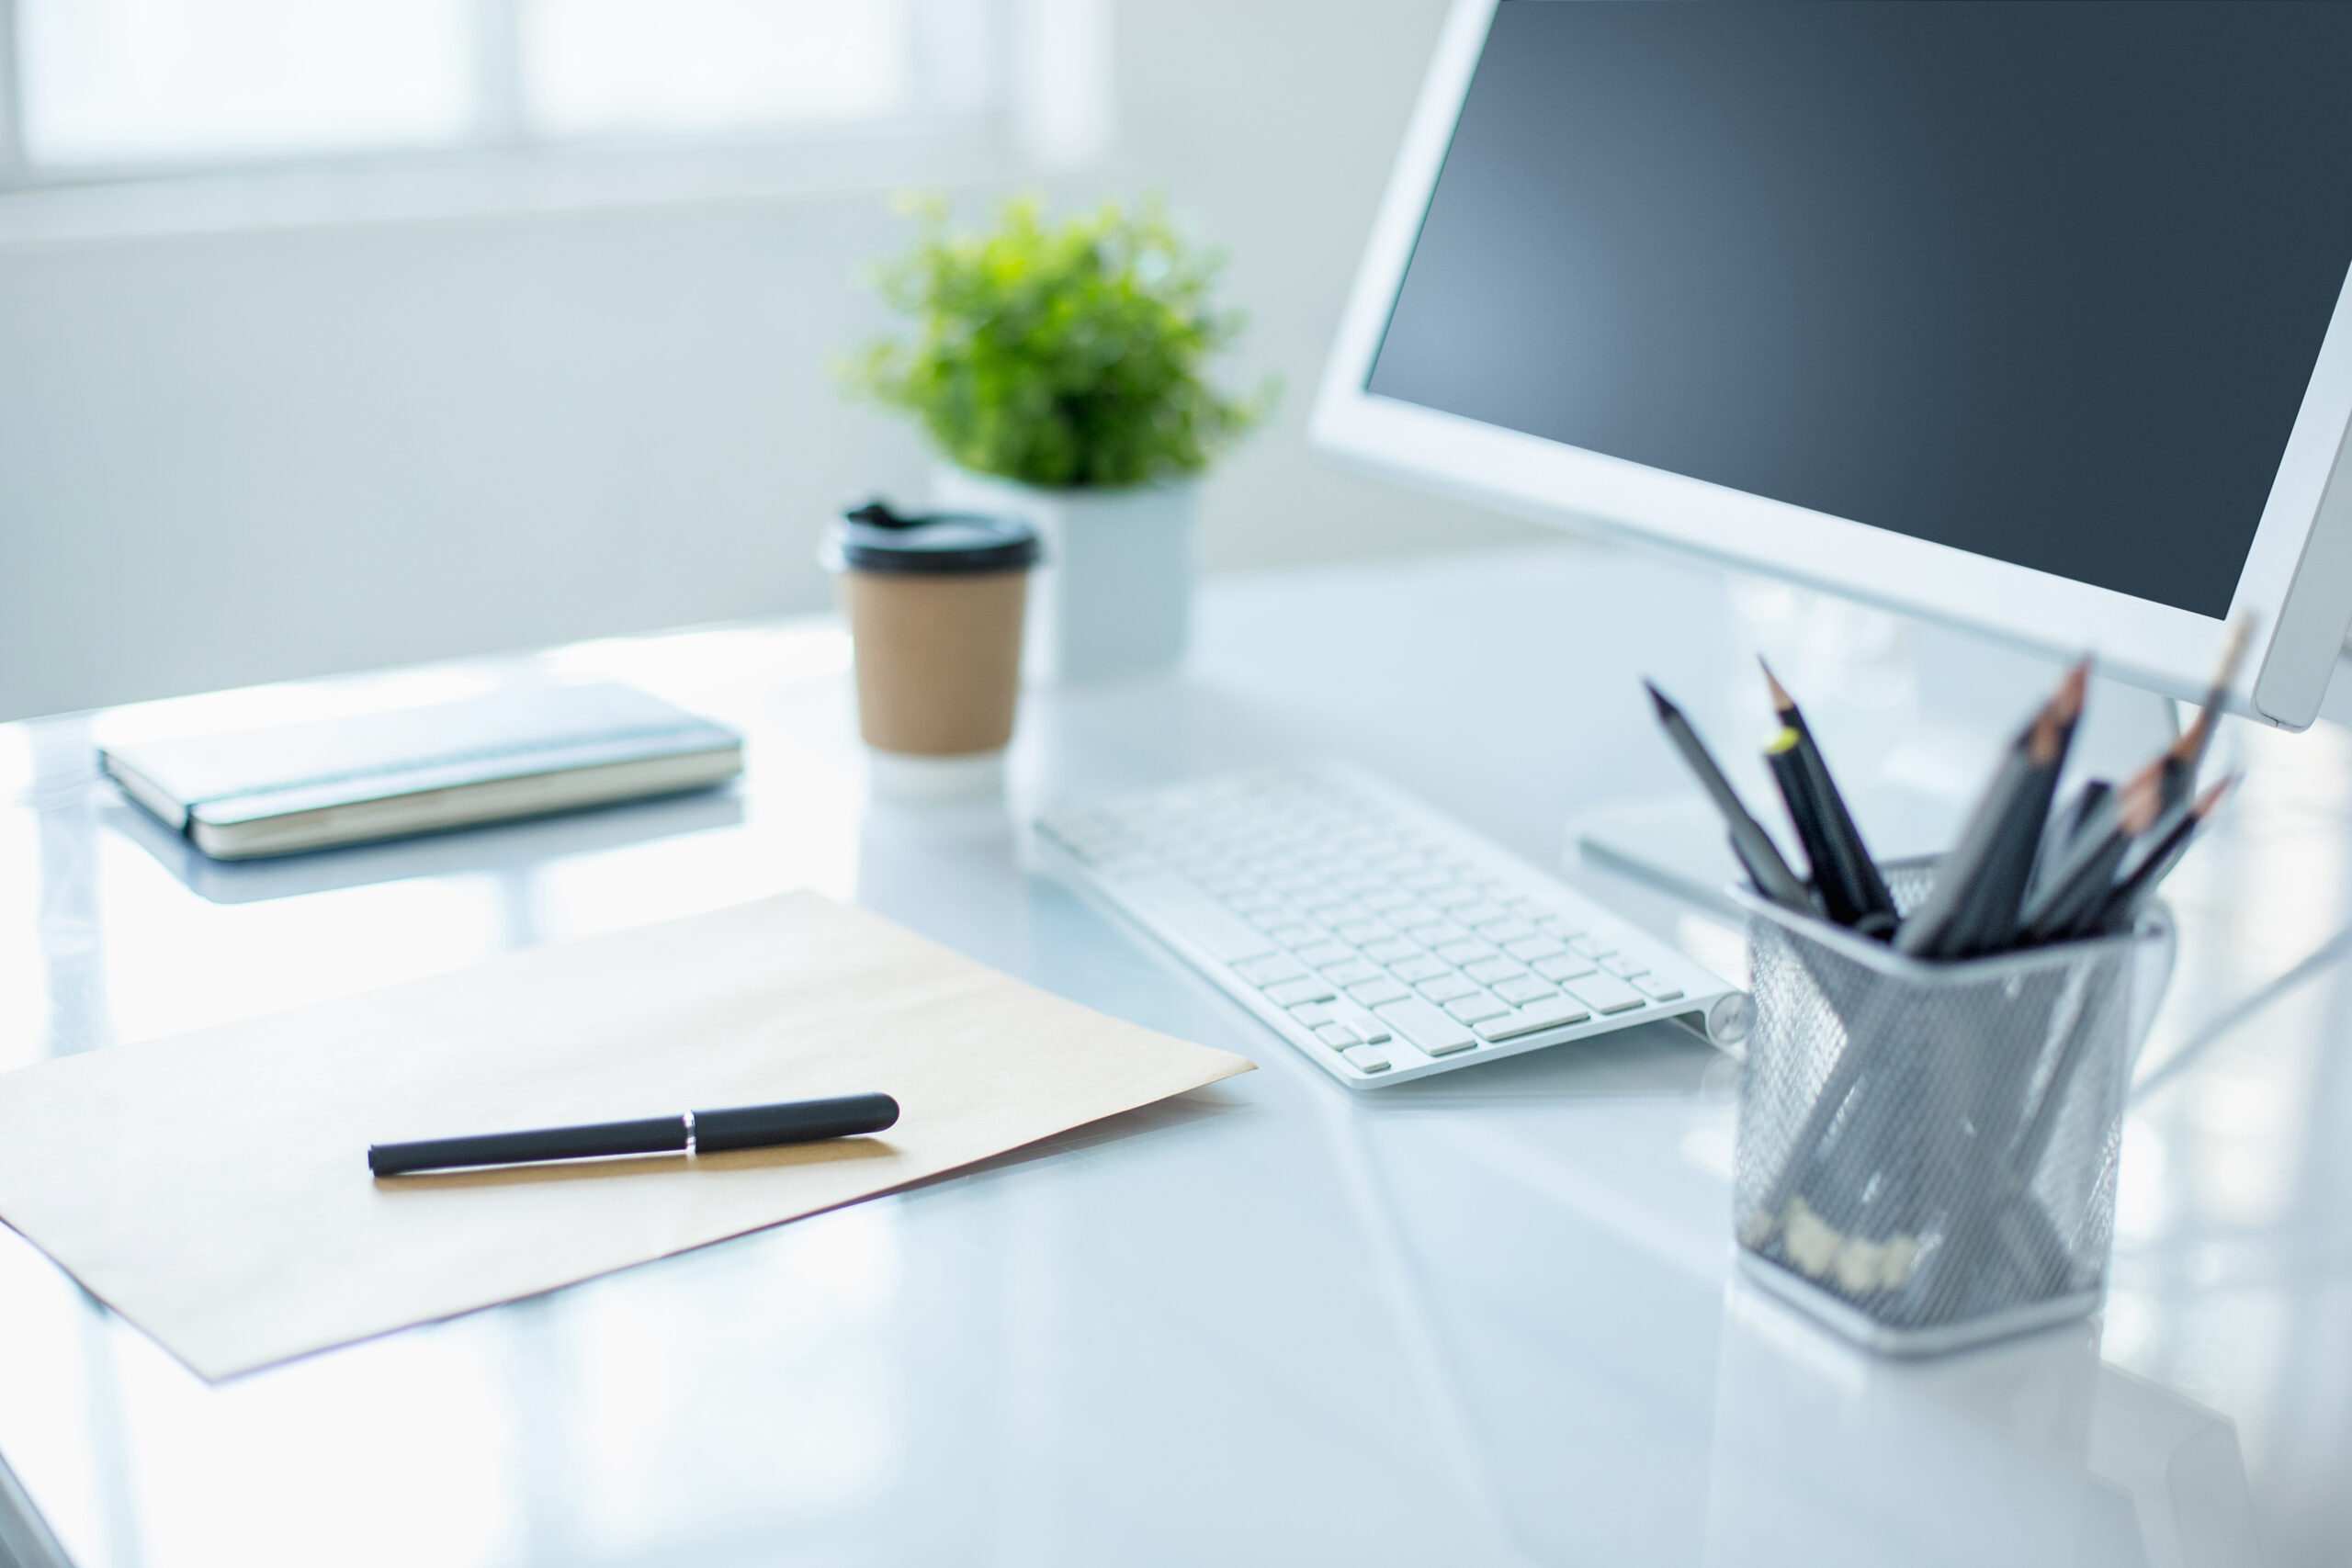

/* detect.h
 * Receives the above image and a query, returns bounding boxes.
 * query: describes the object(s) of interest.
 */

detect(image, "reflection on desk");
[0,545,2343,1566]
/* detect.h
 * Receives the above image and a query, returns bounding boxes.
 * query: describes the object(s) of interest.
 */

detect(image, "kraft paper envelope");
[0,892,1253,1381]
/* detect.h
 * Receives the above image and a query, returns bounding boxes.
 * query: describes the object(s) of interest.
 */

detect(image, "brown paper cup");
[842,568,1029,756]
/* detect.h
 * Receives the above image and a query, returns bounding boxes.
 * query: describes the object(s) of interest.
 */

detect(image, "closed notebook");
[102,681,742,860]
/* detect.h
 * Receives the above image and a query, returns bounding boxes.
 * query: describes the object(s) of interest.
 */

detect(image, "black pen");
[1762,664,1898,935]
[368,1093,901,1177]
[1645,681,1814,910]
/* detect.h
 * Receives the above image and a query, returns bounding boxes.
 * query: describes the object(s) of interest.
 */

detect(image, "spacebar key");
[1115,872,1277,963]
[1375,998,1478,1056]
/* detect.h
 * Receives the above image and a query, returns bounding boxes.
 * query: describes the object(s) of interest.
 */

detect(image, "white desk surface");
[2,542,2347,1568]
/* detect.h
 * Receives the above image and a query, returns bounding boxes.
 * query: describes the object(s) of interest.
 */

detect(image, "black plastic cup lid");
[826,500,1042,576]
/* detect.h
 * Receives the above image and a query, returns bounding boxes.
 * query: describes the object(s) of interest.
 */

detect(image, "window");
[0,0,1013,186]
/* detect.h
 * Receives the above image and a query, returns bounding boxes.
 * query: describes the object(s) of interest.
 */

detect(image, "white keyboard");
[1035,762,1750,1088]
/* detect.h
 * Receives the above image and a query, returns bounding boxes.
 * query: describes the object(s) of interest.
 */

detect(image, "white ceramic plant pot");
[932,467,1194,684]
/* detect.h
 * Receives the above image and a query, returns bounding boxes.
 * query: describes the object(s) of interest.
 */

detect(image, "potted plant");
[843,194,1273,682]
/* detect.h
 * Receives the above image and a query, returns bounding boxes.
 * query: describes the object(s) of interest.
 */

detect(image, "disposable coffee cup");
[824,501,1041,798]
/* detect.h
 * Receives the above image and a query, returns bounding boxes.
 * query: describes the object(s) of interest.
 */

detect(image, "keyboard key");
[1504,936,1568,963]
[1347,977,1412,1008]
[1121,872,1278,962]
[1474,995,1593,1041]
[1361,937,1420,965]
[1322,959,1383,987]
[1306,900,1372,927]
[1234,953,1306,987]
[1463,956,1523,986]
[1342,1044,1393,1074]
[1295,942,1354,968]
[1361,890,1417,914]
[1443,994,1510,1025]
[1634,976,1687,1002]
[1313,1022,1361,1050]
[1471,919,1539,945]
[1416,974,1479,1003]
[1401,919,1473,947]
[1264,976,1338,1007]
[1266,923,1323,949]
[1289,1002,1336,1028]
[1433,940,1498,966]
[1570,935,1620,960]
[1390,954,1450,984]
[1428,886,1482,908]
[1334,920,1391,945]
[1454,901,1510,927]
[1375,998,1478,1055]
[1532,953,1599,983]
[1566,975,1646,1014]
[1600,955,1648,978]
[1492,974,1558,1006]
[1332,1002,1392,1043]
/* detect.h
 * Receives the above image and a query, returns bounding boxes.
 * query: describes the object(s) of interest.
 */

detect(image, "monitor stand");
[1570,581,2182,918]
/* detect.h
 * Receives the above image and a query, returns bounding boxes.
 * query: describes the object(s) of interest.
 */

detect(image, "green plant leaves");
[842,193,1277,490]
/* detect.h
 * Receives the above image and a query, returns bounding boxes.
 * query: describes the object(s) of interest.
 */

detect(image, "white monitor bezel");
[1312,0,2352,728]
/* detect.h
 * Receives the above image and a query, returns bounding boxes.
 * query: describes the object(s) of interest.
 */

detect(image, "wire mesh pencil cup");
[1730,862,2174,1356]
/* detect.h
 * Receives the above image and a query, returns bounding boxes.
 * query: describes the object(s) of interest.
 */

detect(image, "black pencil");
[2020,764,2164,942]
[2140,618,2250,852]
[2045,779,2110,865]
[2178,618,2252,784]
[1763,726,1853,923]
[1645,681,1815,911]
[1942,663,2086,954]
[2095,775,2233,933]
[1763,664,1898,935]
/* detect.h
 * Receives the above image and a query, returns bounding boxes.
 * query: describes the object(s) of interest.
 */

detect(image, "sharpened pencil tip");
[2196,773,2239,817]
[2030,663,2088,763]
[2055,660,2088,722]
[1758,659,1793,712]
[2173,705,2214,762]
[2119,772,2165,835]
[1643,678,1674,718]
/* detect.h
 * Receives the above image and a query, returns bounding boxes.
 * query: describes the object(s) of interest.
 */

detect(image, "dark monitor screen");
[1366,1,2352,619]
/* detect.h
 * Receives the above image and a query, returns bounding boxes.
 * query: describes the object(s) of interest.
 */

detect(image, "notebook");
[102,682,743,860]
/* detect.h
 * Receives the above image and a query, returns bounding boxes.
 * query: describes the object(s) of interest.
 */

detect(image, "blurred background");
[0,0,1550,721]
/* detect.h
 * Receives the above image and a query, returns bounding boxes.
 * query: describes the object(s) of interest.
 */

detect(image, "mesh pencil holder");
[1729,861,2174,1356]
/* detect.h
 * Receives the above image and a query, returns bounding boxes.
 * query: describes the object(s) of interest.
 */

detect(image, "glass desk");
[1,544,2346,1566]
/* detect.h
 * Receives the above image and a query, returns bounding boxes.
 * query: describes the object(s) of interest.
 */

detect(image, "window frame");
[0,0,1051,203]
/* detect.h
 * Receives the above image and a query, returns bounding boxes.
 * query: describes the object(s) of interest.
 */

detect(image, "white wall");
[1114,0,1544,572]
[0,0,1544,720]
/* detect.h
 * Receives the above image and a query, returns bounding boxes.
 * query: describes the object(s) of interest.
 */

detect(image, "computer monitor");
[1314,0,2352,730]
